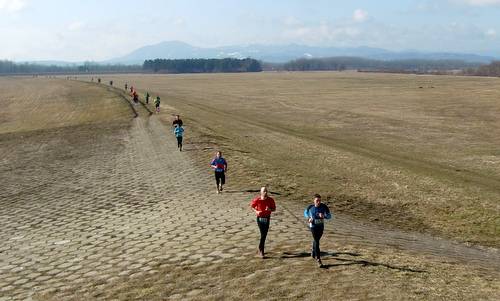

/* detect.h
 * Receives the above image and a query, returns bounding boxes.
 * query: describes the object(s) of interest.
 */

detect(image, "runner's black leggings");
[257,218,270,252]
[310,225,324,259]
[176,136,183,148]
[215,171,225,187]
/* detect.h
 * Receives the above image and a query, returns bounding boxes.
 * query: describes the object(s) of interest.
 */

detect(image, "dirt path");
[1,85,499,300]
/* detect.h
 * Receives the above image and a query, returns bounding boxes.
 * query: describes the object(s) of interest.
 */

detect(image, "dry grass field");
[0,77,130,135]
[89,72,500,247]
[1,75,499,300]
[0,77,132,216]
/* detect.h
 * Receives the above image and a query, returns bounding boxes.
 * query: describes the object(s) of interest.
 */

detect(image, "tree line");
[76,62,141,73]
[282,57,481,73]
[3,57,499,76]
[0,60,142,74]
[1,60,71,74]
[0,58,262,74]
[143,58,262,73]
[462,61,500,77]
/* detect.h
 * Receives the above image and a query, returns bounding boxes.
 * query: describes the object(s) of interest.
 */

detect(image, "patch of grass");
[0,77,131,135]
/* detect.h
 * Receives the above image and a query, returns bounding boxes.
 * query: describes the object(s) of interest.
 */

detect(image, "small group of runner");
[124,83,161,113]
[122,82,171,149]
[144,91,161,113]
[207,149,331,267]
[193,118,332,266]
[251,188,332,267]
[102,78,331,267]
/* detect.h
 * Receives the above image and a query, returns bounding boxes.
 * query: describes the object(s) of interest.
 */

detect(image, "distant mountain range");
[104,41,497,65]
[17,41,498,66]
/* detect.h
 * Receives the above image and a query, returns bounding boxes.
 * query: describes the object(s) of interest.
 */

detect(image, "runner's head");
[313,194,321,207]
[260,186,268,198]
[175,115,180,120]
[216,151,222,158]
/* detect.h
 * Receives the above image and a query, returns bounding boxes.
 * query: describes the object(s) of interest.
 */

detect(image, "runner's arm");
[304,208,311,218]
[324,206,332,220]
[268,200,276,212]
[210,159,217,169]
[250,202,261,215]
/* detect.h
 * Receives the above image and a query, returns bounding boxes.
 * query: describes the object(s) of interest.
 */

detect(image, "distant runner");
[109,80,113,86]
[145,92,150,104]
[210,151,227,194]
[250,187,276,258]
[130,86,134,93]
[125,83,128,91]
[172,115,183,129]
[304,194,332,267]
[132,90,139,105]
[174,125,184,151]
[154,96,160,113]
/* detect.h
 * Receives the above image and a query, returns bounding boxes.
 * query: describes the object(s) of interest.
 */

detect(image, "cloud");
[278,14,500,53]
[353,9,368,22]
[279,9,373,45]
[454,0,500,6]
[485,28,497,37]
[283,23,362,45]
[0,0,26,12]
[68,21,85,31]
[283,16,302,26]
[173,17,185,26]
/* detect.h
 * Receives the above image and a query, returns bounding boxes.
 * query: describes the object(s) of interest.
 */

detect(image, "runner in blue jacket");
[304,194,332,267]
[174,125,184,151]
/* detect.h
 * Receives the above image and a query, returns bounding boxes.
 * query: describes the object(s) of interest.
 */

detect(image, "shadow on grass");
[280,251,426,273]
[280,251,360,258]
[321,258,426,273]
[176,144,215,151]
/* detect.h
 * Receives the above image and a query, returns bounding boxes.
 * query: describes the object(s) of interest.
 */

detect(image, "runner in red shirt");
[132,90,139,105]
[250,186,276,258]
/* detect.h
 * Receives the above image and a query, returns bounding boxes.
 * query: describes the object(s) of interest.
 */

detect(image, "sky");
[1,0,500,61]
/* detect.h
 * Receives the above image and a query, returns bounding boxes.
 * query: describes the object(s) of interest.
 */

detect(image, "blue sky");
[1,0,500,61]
